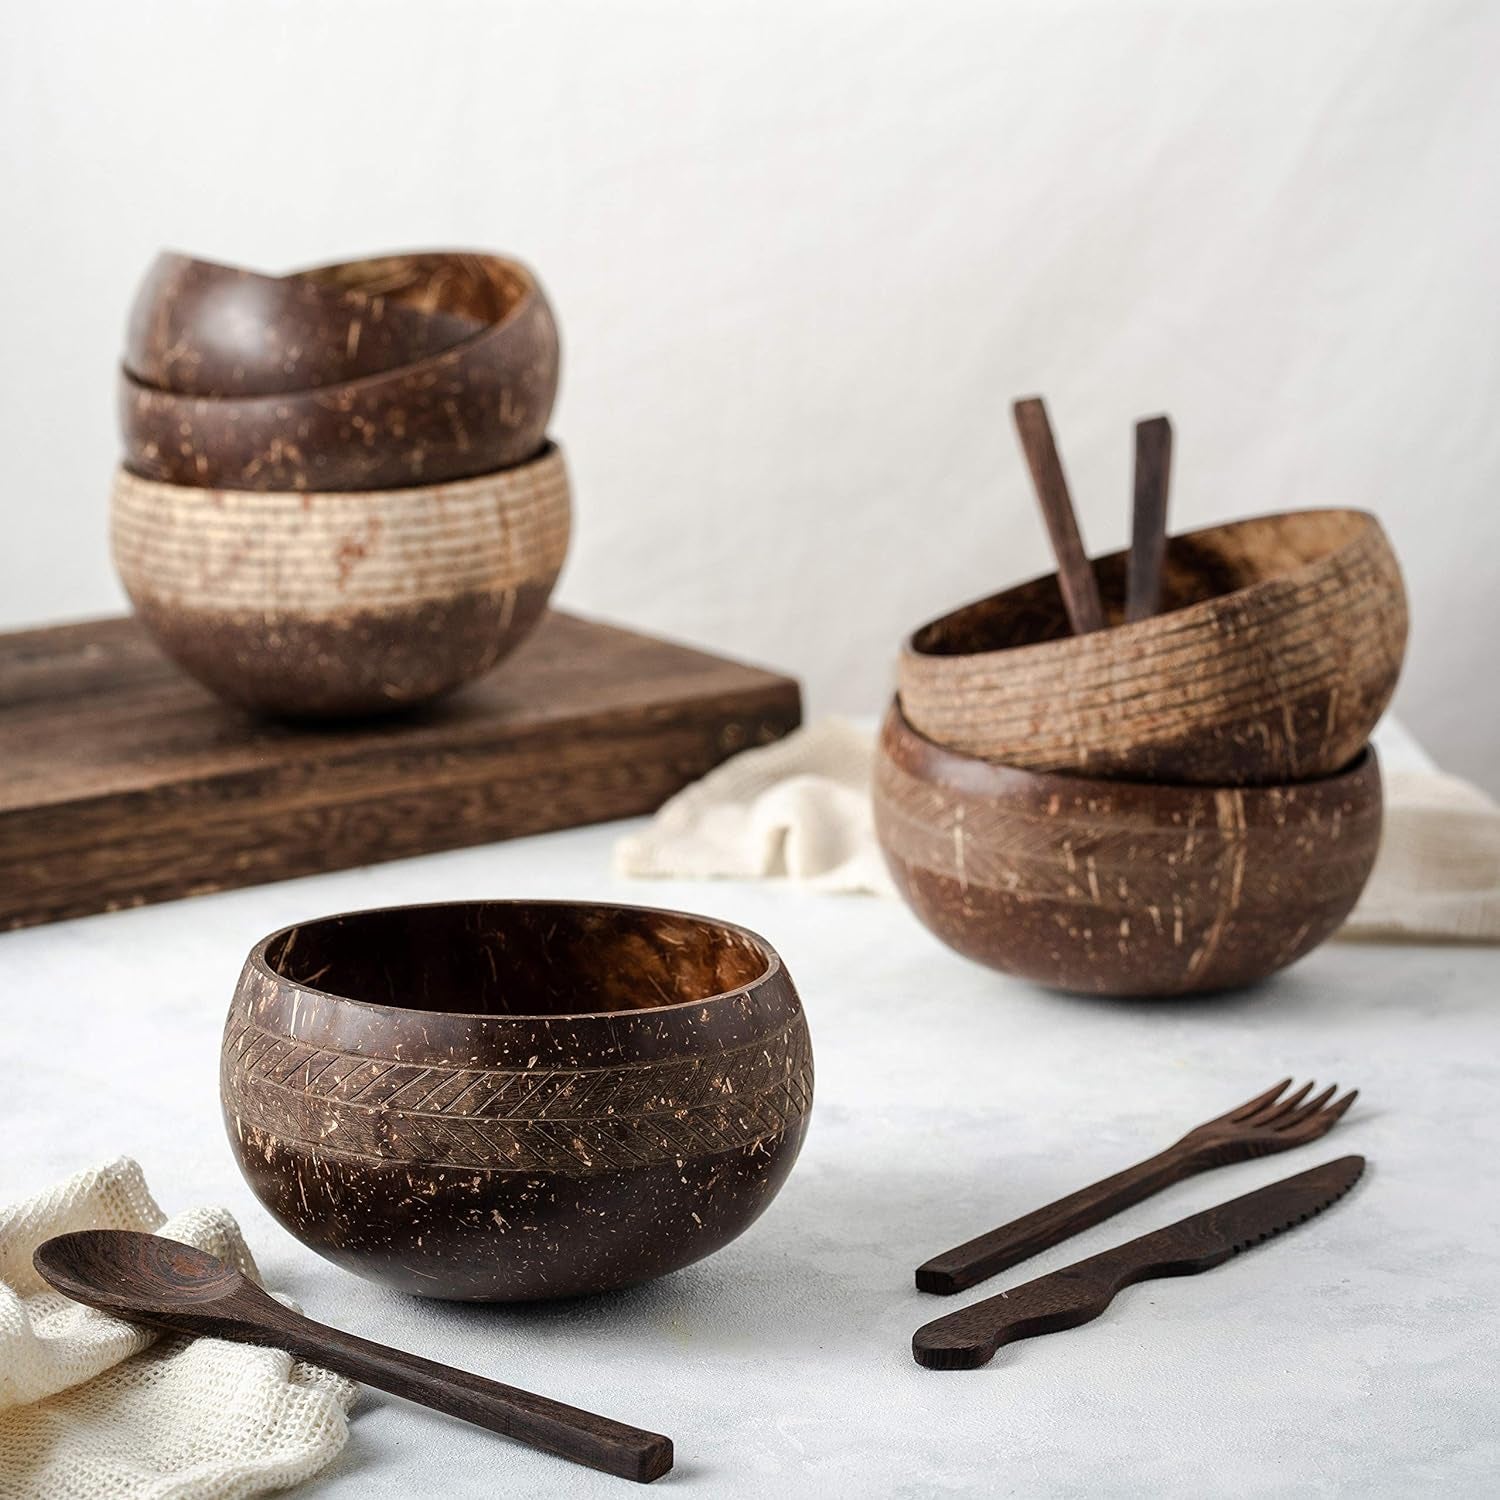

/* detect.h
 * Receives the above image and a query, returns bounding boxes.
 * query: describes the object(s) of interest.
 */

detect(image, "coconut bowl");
[221,901,814,1301]
[898,508,1406,785]
[873,703,1382,997]
[124,251,484,397]
[119,252,558,490]
[110,442,570,719]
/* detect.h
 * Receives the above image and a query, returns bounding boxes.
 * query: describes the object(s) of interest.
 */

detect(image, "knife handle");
[912,1232,1227,1370]
[915,1148,1193,1294]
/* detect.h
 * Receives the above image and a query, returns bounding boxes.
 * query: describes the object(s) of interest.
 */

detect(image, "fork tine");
[1251,1080,1314,1126]
[1228,1078,1293,1122]
[1281,1088,1359,1143]
[1274,1083,1338,1132]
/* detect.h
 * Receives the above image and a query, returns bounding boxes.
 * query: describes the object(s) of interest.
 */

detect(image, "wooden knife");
[913,1155,1365,1370]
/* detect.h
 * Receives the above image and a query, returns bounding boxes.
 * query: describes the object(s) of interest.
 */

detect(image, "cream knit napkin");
[0,1159,355,1500]
[615,717,1500,940]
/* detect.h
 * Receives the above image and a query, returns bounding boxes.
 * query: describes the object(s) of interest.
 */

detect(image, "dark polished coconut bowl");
[874,702,1382,997]
[222,901,814,1300]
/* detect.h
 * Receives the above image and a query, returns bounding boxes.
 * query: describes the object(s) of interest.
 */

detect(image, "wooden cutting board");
[0,611,801,931]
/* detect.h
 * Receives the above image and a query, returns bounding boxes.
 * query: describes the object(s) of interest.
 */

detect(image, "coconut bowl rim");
[902,506,1392,669]
[243,897,785,1024]
[121,251,547,405]
[880,697,1380,805]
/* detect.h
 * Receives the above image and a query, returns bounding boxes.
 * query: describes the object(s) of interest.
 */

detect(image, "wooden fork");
[916,1079,1359,1294]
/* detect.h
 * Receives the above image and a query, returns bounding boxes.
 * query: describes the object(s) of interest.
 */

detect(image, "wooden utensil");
[1011,397,1106,634]
[916,1079,1358,1294]
[1125,415,1172,622]
[913,1155,1364,1370]
[33,1230,673,1484]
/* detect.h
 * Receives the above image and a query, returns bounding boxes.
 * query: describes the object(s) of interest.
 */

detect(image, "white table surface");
[5,725,1497,1498]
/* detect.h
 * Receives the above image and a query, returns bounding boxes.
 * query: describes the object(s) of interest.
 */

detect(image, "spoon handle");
[1012,396,1107,635]
[1126,415,1173,622]
[263,1310,672,1483]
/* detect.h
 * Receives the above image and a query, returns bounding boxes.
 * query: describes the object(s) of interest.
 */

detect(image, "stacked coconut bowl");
[111,250,568,718]
[875,399,1408,998]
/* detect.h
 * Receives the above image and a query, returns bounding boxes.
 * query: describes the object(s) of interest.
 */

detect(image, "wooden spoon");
[1126,415,1173,622]
[1012,397,1107,634]
[34,1230,673,1484]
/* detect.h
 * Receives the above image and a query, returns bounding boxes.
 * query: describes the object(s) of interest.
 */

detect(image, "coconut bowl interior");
[910,508,1385,658]
[297,250,536,328]
[263,901,772,1017]
[899,508,1405,783]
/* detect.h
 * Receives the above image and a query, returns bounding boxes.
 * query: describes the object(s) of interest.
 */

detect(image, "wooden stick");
[1126,415,1173,623]
[1012,397,1106,634]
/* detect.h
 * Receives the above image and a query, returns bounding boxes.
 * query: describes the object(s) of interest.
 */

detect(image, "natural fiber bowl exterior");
[119,253,558,490]
[221,901,814,1301]
[111,444,570,718]
[873,703,1382,997]
[898,509,1406,785]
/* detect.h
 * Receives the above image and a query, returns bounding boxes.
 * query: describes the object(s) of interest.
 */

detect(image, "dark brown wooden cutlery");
[33,1230,673,1484]
[1126,414,1173,622]
[913,1154,1364,1370]
[1012,396,1107,634]
[917,1079,1358,1294]
[1011,398,1175,633]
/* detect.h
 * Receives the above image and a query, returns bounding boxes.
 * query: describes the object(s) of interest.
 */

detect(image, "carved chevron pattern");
[223,1015,813,1173]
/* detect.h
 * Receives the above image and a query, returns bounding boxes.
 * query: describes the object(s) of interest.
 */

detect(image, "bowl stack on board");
[875,399,1407,997]
[111,250,568,718]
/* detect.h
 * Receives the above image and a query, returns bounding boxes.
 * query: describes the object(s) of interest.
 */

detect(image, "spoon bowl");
[35,1229,249,1320]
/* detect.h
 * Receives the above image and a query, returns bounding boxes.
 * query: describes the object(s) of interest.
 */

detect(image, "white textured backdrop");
[2,0,1497,787]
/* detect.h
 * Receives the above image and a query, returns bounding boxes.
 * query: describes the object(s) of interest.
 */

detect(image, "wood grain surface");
[0,611,801,931]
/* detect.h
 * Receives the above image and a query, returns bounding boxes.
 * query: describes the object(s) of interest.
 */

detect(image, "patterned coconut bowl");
[873,703,1382,998]
[110,443,571,719]
[897,508,1406,786]
[221,901,814,1301]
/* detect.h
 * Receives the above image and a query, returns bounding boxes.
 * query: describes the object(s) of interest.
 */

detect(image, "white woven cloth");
[615,718,1500,941]
[0,1159,355,1500]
